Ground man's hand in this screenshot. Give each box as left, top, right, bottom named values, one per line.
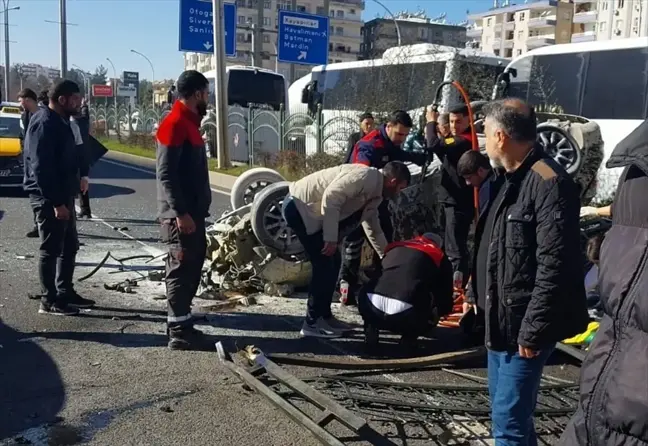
left=54, top=205, right=70, bottom=220
left=80, top=177, right=89, bottom=194
left=426, top=106, right=439, bottom=123
left=176, top=214, right=196, bottom=234
left=321, top=242, right=338, bottom=256
left=580, top=206, right=598, bottom=218
left=518, top=345, right=540, bottom=359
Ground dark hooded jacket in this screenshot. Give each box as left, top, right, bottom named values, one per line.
left=560, top=119, right=648, bottom=446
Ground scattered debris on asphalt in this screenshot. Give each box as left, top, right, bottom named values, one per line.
left=104, top=279, right=138, bottom=294
left=15, top=254, right=34, bottom=260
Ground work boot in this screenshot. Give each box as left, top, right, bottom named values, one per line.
left=26, top=227, right=39, bottom=238
left=168, top=326, right=213, bottom=351
left=64, top=291, right=96, bottom=309
left=363, top=322, right=379, bottom=353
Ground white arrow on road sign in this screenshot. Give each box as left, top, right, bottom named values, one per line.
left=204, top=42, right=213, bottom=50
left=297, top=51, right=307, bottom=60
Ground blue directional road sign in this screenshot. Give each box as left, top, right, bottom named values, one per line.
left=179, top=0, right=236, bottom=56
left=278, top=10, right=329, bottom=66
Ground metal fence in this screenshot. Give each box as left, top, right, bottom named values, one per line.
left=89, top=103, right=360, bottom=164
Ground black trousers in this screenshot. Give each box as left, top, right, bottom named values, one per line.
left=283, top=197, right=362, bottom=324
left=358, top=290, right=432, bottom=338
left=338, top=200, right=393, bottom=298
left=30, top=197, right=79, bottom=304
left=442, top=205, right=472, bottom=285
left=162, top=217, right=206, bottom=330
left=78, top=191, right=91, bottom=214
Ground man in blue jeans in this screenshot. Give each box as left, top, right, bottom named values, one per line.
left=471, top=99, right=588, bottom=444
left=283, top=161, right=411, bottom=338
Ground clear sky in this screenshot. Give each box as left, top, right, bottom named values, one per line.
left=6, top=0, right=491, bottom=80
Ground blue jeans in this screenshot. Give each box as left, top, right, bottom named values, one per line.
left=487, top=346, right=554, bottom=446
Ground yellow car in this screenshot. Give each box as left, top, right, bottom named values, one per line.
left=0, top=110, right=24, bottom=188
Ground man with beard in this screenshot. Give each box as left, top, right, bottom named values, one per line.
left=75, top=98, right=92, bottom=218
left=156, top=70, right=212, bottom=350
left=18, top=88, right=41, bottom=238
left=23, top=79, right=94, bottom=315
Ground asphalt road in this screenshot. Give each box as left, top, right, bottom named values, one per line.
left=0, top=156, right=582, bottom=446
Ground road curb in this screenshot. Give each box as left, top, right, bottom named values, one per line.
left=103, top=150, right=235, bottom=193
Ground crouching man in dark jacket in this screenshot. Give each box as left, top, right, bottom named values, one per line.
left=156, top=70, right=212, bottom=350
left=559, top=119, right=648, bottom=446
left=474, top=99, right=588, bottom=445
left=23, top=80, right=94, bottom=315
left=359, top=233, right=454, bottom=354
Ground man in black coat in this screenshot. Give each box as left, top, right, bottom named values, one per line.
left=17, top=88, right=41, bottom=238
left=23, top=79, right=95, bottom=315
left=472, top=99, right=588, bottom=444
left=76, top=98, right=92, bottom=218
left=559, top=118, right=648, bottom=446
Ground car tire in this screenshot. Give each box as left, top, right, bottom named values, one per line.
left=536, top=123, right=583, bottom=176
left=230, top=167, right=285, bottom=210
left=250, top=182, right=304, bottom=256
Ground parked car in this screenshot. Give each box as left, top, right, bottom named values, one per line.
left=0, top=107, right=25, bottom=189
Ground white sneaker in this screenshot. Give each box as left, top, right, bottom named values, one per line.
left=300, top=318, right=342, bottom=338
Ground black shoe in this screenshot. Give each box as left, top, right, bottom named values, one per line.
left=39, top=302, right=80, bottom=316
left=26, top=227, right=39, bottom=238
left=168, top=327, right=213, bottom=351
left=28, top=293, right=43, bottom=300
left=64, top=292, right=96, bottom=308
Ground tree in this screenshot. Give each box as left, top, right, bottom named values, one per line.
left=138, top=79, right=153, bottom=106
left=67, top=68, right=88, bottom=97
left=36, top=75, right=51, bottom=94
left=91, top=64, right=108, bottom=86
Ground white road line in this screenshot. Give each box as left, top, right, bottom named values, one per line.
left=98, top=157, right=232, bottom=196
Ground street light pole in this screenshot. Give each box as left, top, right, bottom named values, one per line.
left=1, top=1, right=19, bottom=101
left=130, top=49, right=155, bottom=110
left=105, top=57, right=117, bottom=111
left=71, top=64, right=88, bottom=101
left=59, top=0, right=67, bottom=77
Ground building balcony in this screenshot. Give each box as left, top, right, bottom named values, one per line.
left=492, top=38, right=515, bottom=49
left=494, top=21, right=516, bottom=31
left=527, top=33, right=556, bottom=48
left=528, top=15, right=557, bottom=28
left=573, top=10, right=597, bottom=24
left=331, top=15, right=363, bottom=24
left=571, top=30, right=596, bottom=42
left=331, top=0, right=365, bottom=7
left=572, top=0, right=596, bottom=4
left=466, top=26, right=483, bottom=37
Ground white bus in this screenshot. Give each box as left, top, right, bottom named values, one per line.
left=202, top=65, right=290, bottom=162
left=493, top=37, right=648, bottom=198
left=289, top=44, right=508, bottom=155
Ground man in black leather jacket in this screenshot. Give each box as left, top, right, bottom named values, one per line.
left=471, top=99, right=588, bottom=445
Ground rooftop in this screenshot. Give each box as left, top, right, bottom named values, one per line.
left=467, top=0, right=566, bottom=20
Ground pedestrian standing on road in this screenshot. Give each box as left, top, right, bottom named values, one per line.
left=471, top=98, right=588, bottom=445
left=18, top=88, right=41, bottom=239
left=23, top=79, right=95, bottom=316
left=75, top=98, right=92, bottom=218
left=559, top=118, right=648, bottom=446
left=156, top=70, right=212, bottom=351
left=343, top=112, right=374, bottom=163
left=283, top=161, right=411, bottom=338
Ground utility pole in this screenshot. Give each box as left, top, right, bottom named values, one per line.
left=106, top=57, right=117, bottom=111
left=249, top=22, right=256, bottom=66
left=288, top=0, right=297, bottom=83
left=59, top=0, right=67, bottom=77
left=2, top=1, right=19, bottom=102
left=212, top=0, right=229, bottom=168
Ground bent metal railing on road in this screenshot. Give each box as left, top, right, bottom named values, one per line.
left=89, top=104, right=360, bottom=164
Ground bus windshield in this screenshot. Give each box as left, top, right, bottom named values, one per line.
left=209, top=69, right=287, bottom=111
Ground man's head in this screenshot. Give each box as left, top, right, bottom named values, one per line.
left=437, top=113, right=450, bottom=137
left=449, top=104, right=469, bottom=136
left=176, top=70, right=209, bottom=117
left=381, top=161, right=411, bottom=199
left=385, top=110, right=413, bottom=146
left=38, top=90, right=49, bottom=106
left=17, top=88, right=38, bottom=113
left=483, top=98, right=537, bottom=170
left=586, top=234, right=604, bottom=266
left=48, top=79, right=82, bottom=118
left=359, top=112, right=374, bottom=135
left=457, top=150, right=491, bottom=187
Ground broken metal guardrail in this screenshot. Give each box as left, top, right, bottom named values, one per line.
left=261, top=346, right=486, bottom=371
left=556, top=342, right=586, bottom=363
left=216, top=342, right=397, bottom=446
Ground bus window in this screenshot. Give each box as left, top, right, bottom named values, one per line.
left=528, top=52, right=587, bottom=114
left=581, top=47, right=648, bottom=120
left=228, top=70, right=286, bottom=111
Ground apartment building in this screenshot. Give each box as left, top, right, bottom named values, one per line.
left=360, top=13, right=467, bottom=60
left=19, top=63, right=61, bottom=81
left=467, top=0, right=574, bottom=58
left=183, top=0, right=364, bottom=82
left=578, top=0, right=648, bottom=42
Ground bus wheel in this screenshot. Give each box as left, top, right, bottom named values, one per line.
left=536, top=124, right=582, bottom=176
left=230, top=167, right=286, bottom=210
left=250, top=182, right=304, bottom=257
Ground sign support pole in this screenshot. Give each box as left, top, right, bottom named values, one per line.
left=212, top=0, right=230, bottom=168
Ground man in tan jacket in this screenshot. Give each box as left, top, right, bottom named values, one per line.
left=283, top=161, right=411, bottom=338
